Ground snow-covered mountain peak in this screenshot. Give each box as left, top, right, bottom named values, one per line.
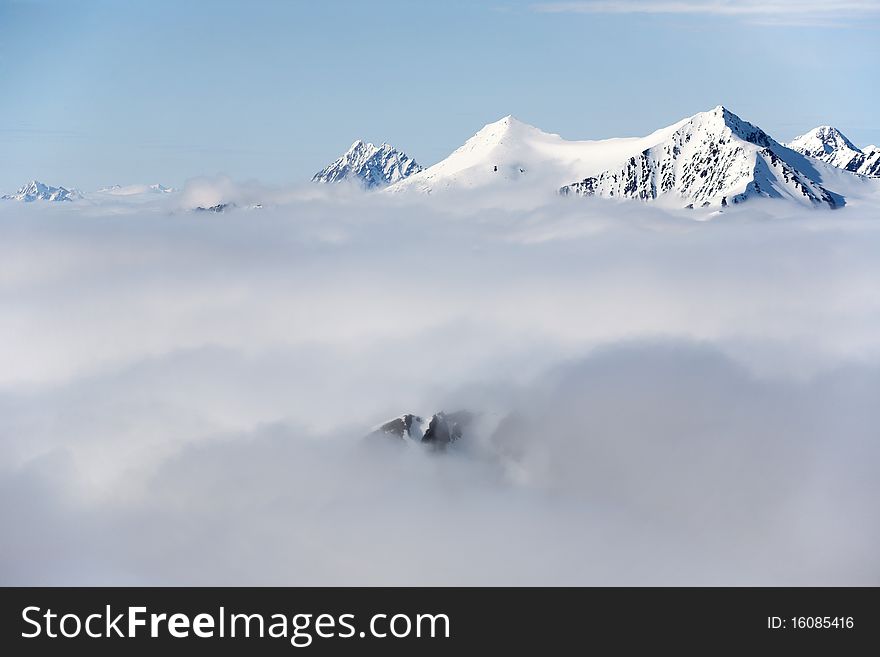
left=561, top=106, right=845, bottom=209
left=18, top=180, right=50, bottom=196
left=464, top=114, right=552, bottom=147
left=386, top=115, right=603, bottom=194
left=788, top=126, right=861, bottom=157
left=473, top=114, right=519, bottom=130
left=481, top=114, right=529, bottom=129
left=785, top=126, right=879, bottom=177
left=312, top=139, right=422, bottom=189
left=678, top=105, right=774, bottom=149
left=345, top=139, right=373, bottom=156
left=2, top=180, right=82, bottom=202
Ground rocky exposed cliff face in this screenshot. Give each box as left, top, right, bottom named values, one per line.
left=561, top=107, right=842, bottom=209
left=370, top=411, right=474, bottom=450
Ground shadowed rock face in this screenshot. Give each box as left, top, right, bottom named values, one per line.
left=375, top=414, right=422, bottom=439
left=560, top=106, right=843, bottom=209
left=313, top=140, right=422, bottom=189
left=369, top=410, right=474, bottom=450
left=422, top=410, right=474, bottom=449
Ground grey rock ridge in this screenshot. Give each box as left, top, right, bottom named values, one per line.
left=370, top=411, right=474, bottom=450
left=313, top=140, right=422, bottom=189
left=560, top=106, right=843, bottom=209
left=2, top=180, right=82, bottom=202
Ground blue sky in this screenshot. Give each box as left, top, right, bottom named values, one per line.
left=1, top=0, right=878, bottom=191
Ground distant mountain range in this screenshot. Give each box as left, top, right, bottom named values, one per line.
left=316, top=106, right=879, bottom=210
left=1, top=180, right=173, bottom=203
left=2, top=180, right=83, bottom=202
left=96, top=183, right=174, bottom=195
left=6, top=108, right=878, bottom=212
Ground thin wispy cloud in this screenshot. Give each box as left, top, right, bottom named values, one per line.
left=532, top=1, right=880, bottom=26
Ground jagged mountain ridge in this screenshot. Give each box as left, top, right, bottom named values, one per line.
left=786, top=126, right=880, bottom=178
left=370, top=411, right=474, bottom=449
left=2, top=180, right=82, bottom=202
left=313, top=140, right=422, bottom=189
left=561, top=107, right=843, bottom=209
left=384, top=107, right=873, bottom=210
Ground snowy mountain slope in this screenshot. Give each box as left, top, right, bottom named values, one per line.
left=313, top=140, right=422, bottom=189
left=2, top=180, right=82, bottom=202
left=787, top=126, right=880, bottom=177
left=385, top=108, right=877, bottom=209
left=561, top=107, right=846, bottom=209
left=386, top=115, right=686, bottom=195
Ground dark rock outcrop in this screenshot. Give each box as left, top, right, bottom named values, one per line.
left=368, top=410, right=474, bottom=450
left=375, top=414, right=424, bottom=440
left=421, top=410, right=474, bottom=449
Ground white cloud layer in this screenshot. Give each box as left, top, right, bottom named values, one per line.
left=1, top=185, right=879, bottom=584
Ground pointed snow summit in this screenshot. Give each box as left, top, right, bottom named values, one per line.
left=562, top=106, right=844, bottom=209
left=312, top=140, right=422, bottom=189
left=387, top=114, right=614, bottom=193
left=2, top=180, right=82, bottom=202
left=441, top=114, right=556, bottom=157
left=787, top=126, right=880, bottom=178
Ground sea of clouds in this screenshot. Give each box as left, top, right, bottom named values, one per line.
left=1, top=181, right=878, bottom=585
